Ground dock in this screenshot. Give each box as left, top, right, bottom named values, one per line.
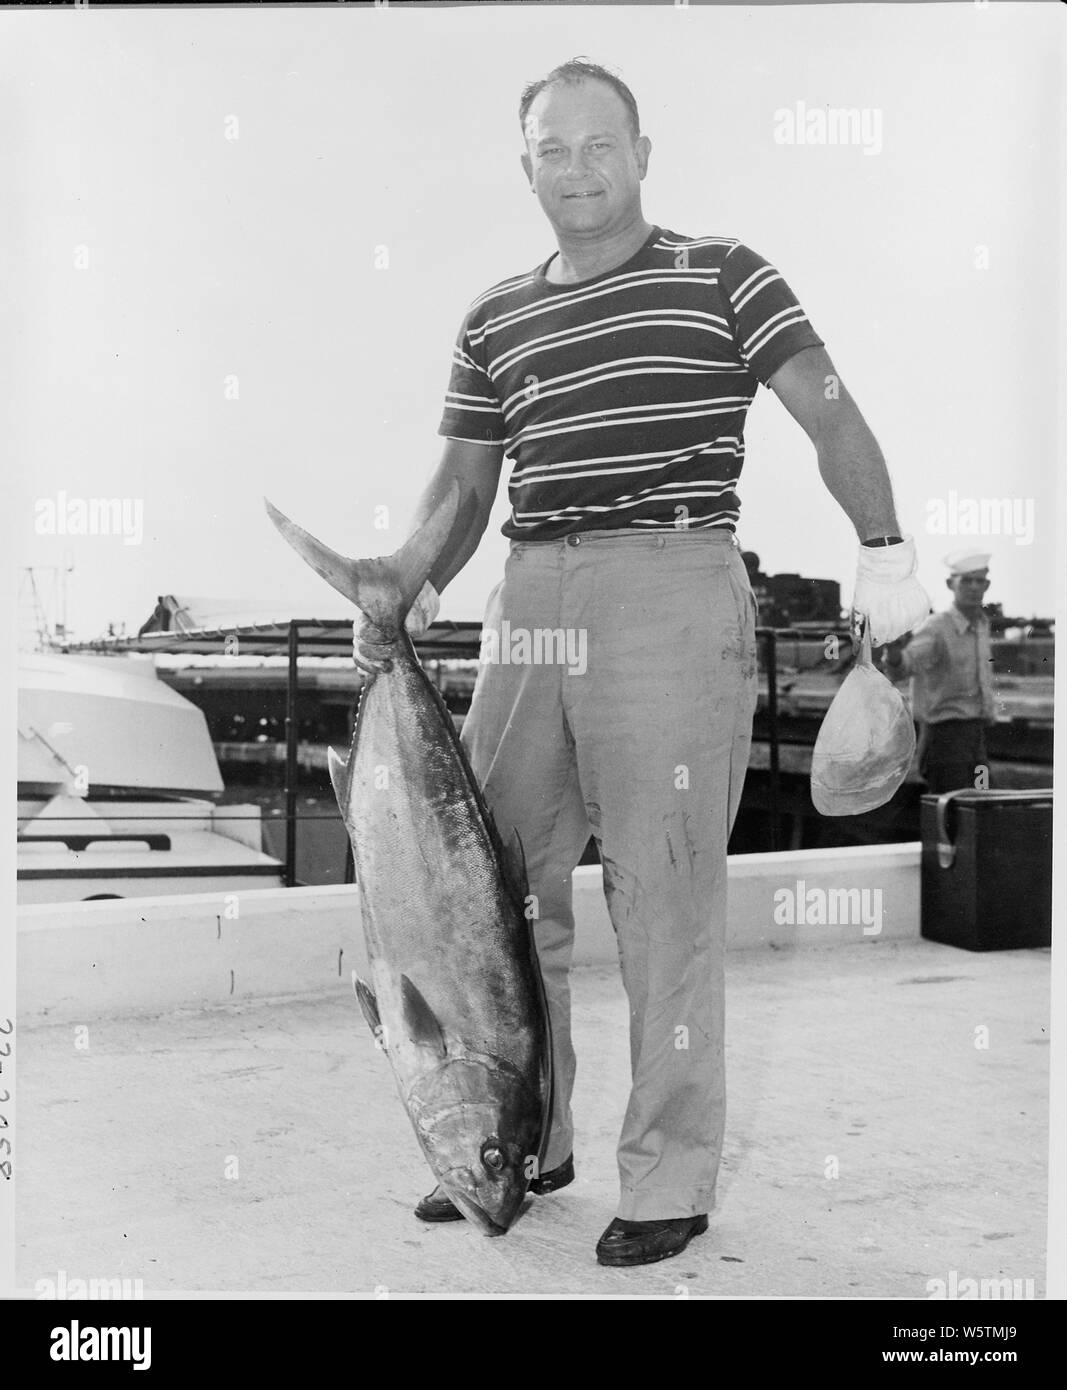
left=16, top=858, right=1049, bottom=1298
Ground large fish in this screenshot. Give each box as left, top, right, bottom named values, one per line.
left=264, top=484, right=551, bottom=1235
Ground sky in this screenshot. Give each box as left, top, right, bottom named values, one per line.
left=6, top=1, right=1062, bottom=640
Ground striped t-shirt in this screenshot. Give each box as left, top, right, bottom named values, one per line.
left=437, top=226, right=824, bottom=540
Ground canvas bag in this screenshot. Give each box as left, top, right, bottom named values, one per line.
left=810, top=624, right=916, bottom=816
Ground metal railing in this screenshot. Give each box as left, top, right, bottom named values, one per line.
left=22, top=623, right=855, bottom=887
left=264, top=623, right=834, bottom=880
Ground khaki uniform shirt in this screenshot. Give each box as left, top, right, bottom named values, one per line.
left=896, top=606, right=996, bottom=724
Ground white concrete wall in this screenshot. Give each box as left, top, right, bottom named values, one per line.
left=18, top=845, right=920, bottom=1023
left=726, top=843, right=921, bottom=949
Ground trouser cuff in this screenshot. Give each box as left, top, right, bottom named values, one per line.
left=617, top=1184, right=717, bottom=1222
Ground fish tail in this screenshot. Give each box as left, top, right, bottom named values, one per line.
left=263, top=480, right=461, bottom=634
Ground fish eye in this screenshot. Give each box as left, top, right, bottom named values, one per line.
left=481, top=1144, right=505, bottom=1173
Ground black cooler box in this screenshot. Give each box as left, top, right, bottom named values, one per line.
left=920, top=788, right=1054, bottom=950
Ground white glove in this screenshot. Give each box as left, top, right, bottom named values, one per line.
left=850, top=536, right=931, bottom=647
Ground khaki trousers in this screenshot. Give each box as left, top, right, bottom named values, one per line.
left=461, top=527, right=758, bottom=1220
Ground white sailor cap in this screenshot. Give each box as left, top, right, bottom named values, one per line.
left=943, top=549, right=991, bottom=576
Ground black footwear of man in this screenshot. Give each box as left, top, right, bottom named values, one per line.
left=595, top=1214, right=709, bottom=1267
left=414, top=1154, right=575, bottom=1222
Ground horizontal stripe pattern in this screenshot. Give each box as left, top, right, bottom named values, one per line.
left=438, top=227, right=823, bottom=539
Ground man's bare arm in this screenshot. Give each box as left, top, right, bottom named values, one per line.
left=767, top=345, right=900, bottom=541
left=407, top=437, right=505, bottom=593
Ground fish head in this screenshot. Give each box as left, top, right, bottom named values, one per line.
left=409, top=1055, right=545, bottom=1235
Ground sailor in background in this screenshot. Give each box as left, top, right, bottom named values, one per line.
left=882, top=550, right=996, bottom=794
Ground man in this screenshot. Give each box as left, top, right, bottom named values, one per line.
left=882, top=551, right=997, bottom=793
left=354, top=58, right=929, bottom=1265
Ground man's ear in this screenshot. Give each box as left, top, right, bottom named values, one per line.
left=520, top=151, right=533, bottom=187
left=635, top=134, right=652, bottom=180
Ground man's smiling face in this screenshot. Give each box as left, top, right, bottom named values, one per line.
left=521, top=78, right=651, bottom=238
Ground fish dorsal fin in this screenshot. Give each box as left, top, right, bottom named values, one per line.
left=400, top=975, right=447, bottom=1058
left=353, top=974, right=382, bottom=1035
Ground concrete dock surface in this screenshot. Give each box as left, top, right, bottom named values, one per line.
left=16, top=939, right=1049, bottom=1298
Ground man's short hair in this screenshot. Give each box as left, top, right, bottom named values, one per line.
left=519, top=57, right=641, bottom=141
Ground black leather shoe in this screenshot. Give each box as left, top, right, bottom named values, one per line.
left=530, top=1153, right=574, bottom=1195
left=595, top=1214, right=709, bottom=1267
left=413, top=1187, right=467, bottom=1222
left=414, top=1155, right=575, bottom=1222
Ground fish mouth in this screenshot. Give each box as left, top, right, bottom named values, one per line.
left=448, top=1190, right=511, bottom=1237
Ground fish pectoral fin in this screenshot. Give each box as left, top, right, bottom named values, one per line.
left=399, top=975, right=448, bottom=1058
left=328, top=746, right=350, bottom=805
left=353, top=975, right=382, bottom=1038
